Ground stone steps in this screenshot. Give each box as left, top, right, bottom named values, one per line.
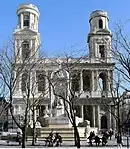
left=40, top=127, right=74, bottom=131
left=36, top=126, right=86, bottom=141
left=27, top=136, right=87, bottom=141
left=41, top=133, right=74, bottom=138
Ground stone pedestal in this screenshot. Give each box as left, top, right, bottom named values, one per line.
left=48, top=115, right=83, bottom=128
left=49, top=115, right=72, bottom=128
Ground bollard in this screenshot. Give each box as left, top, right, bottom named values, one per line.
left=127, top=136, right=129, bottom=149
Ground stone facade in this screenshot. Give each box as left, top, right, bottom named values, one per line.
left=11, top=4, right=115, bottom=130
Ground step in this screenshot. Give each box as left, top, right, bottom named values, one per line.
left=27, top=136, right=87, bottom=141
left=40, top=133, right=74, bottom=137
left=40, top=127, right=74, bottom=131
left=40, top=130, right=74, bottom=134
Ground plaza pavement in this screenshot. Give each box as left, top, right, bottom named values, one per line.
left=0, top=136, right=129, bottom=148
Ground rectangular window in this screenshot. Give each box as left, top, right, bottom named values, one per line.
left=36, top=71, right=45, bottom=92
left=21, top=73, right=28, bottom=92
left=99, top=45, right=105, bottom=58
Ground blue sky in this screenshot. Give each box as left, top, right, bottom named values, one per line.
left=0, top=0, right=130, bottom=57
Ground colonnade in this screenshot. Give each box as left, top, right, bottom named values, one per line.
left=80, top=69, right=113, bottom=92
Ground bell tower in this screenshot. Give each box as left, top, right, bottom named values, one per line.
left=14, top=4, right=40, bottom=62
left=88, top=10, right=112, bottom=63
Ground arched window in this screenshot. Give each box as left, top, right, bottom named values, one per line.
left=83, top=70, right=91, bottom=91
left=21, top=73, right=28, bottom=92
left=36, top=71, right=45, bottom=92
left=22, top=41, right=30, bottom=59
left=101, top=115, right=108, bottom=129
left=99, top=19, right=103, bottom=29
left=24, top=15, right=29, bottom=27
left=99, top=73, right=107, bottom=91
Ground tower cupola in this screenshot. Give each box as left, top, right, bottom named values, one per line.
left=87, top=10, right=113, bottom=62
left=16, top=4, right=40, bottom=31
left=89, top=10, right=109, bottom=33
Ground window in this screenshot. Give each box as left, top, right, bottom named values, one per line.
left=99, top=73, right=107, bottom=91
left=83, top=70, right=91, bottom=91
left=99, top=19, right=103, bottom=29
left=99, top=45, right=105, bottom=58
left=72, top=72, right=80, bottom=92
left=24, top=15, right=29, bottom=27
left=18, top=15, right=21, bottom=28
left=21, top=73, right=28, bottom=92
left=36, top=71, right=45, bottom=92
left=22, top=41, right=30, bottom=59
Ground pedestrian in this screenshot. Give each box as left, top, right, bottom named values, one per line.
left=102, top=134, right=107, bottom=146
left=109, top=129, right=113, bottom=140
left=88, top=135, right=93, bottom=146
left=95, top=135, right=100, bottom=146
left=117, top=135, right=122, bottom=149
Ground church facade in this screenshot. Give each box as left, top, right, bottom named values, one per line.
left=11, top=4, right=115, bottom=130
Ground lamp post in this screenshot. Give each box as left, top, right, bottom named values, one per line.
left=117, top=98, right=122, bottom=146
left=73, top=109, right=77, bottom=146
left=115, top=77, right=122, bottom=147
left=126, top=127, right=130, bottom=149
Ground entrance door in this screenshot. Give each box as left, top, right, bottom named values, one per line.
left=101, top=115, right=107, bottom=129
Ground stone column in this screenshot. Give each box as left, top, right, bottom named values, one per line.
left=80, top=70, right=83, bottom=92
left=109, top=109, right=112, bottom=129
left=19, top=40, right=22, bottom=61
left=30, top=39, right=32, bottom=57
left=97, top=71, right=99, bottom=91
left=94, top=71, right=98, bottom=91
left=21, top=13, right=23, bottom=29
left=91, top=70, right=94, bottom=91
left=107, top=70, right=110, bottom=91
left=95, top=105, right=100, bottom=128
left=80, top=105, right=84, bottom=119
left=34, top=15, right=37, bottom=30
left=92, top=105, right=95, bottom=127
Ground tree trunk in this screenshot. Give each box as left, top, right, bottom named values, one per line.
left=117, top=102, right=122, bottom=144
left=32, top=123, right=36, bottom=145
left=21, top=127, right=26, bottom=148
left=74, top=125, right=80, bottom=148
left=74, top=128, right=77, bottom=146
left=32, top=106, right=36, bottom=146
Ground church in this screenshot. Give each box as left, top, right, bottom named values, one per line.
left=10, top=4, right=115, bottom=132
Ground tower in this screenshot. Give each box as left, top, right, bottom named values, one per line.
left=86, top=10, right=115, bottom=130
left=10, top=4, right=41, bottom=129
left=14, top=4, right=40, bottom=62
left=88, top=10, right=112, bottom=63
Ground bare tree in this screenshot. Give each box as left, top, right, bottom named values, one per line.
left=112, top=23, right=130, bottom=137
left=46, top=53, right=87, bottom=149
left=99, top=71, right=130, bottom=147
left=0, top=40, right=46, bottom=148
left=112, top=23, right=130, bottom=88
left=30, top=70, right=49, bottom=146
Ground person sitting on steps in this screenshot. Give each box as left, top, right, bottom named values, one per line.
left=53, top=132, right=62, bottom=146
